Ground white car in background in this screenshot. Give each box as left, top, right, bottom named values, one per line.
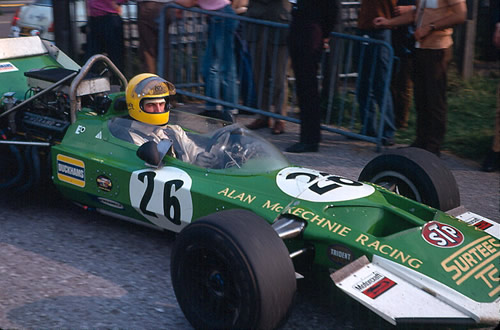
left=10, top=0, right=137, bottom=55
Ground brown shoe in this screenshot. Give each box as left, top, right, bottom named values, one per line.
left=247, top=118, right=270, bottom=130
left=272, top=120, right=285, bottom=135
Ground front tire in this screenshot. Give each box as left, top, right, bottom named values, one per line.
left=358, top=147, right=460, bottom=211
left=171, top=209, right=296, bottom=330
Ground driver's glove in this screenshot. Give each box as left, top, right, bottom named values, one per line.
left=195, top=151, right=217, bottom=168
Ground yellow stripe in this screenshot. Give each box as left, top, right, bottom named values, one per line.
left=57, top=154, right=84, bottom=167
left=57, top=173, right=85, bottom=188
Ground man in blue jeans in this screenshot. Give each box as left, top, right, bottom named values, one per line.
left=356, top=0, right=397, bottom=146
left=199, top=0, right=240, bottom=121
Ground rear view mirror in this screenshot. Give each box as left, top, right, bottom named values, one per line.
left=136, top=139, right=173, bottom=168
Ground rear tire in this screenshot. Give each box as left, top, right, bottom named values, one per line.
left=358, top=147, right=460, bottom=211
left=171, top=209, right=296, bottom=330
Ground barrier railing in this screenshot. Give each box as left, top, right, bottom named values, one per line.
left=157, top=3, right=394, bottom=150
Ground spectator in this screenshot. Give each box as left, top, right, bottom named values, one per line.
left=136, top=0, right=196, bottom=76
left=285, top=0, right=339, bottom=153
left=245, top=0, right=291, bottom=135
left=198, top=0, right=242, bottom=121
left=481, top=19, right=500, bottom=172
left=356, top=0, right=396, bottom=146
left=391, top=0, right=416, bottom=130
left=86, top=0, right=126, bottom=71
left=374, top=0, right=467, bottom=156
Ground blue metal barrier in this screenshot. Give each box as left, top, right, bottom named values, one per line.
left=157, top=3, right=394, bottom=151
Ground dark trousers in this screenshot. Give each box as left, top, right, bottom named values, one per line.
left=87, top=14, right=124, bottom=72
left=288, top=0, right=337, bottom=144
left=413, top=47, right=452, bottom=154
left=391, top=55, right=413, bottom=129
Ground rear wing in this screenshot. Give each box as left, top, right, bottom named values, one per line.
left=0, top=36, right=80, bottom=70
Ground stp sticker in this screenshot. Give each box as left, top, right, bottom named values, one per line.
left=422, top=221, right=464, bottom=248
left=276, top=167, right=374, bottom=202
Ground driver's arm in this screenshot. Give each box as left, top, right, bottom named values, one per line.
left=167, top=125, right=216, bottom=167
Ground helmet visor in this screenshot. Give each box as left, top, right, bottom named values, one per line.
left=134, top=76, right=176, bottom=98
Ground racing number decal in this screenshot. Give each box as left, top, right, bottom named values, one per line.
left=130, top=167, right=193, bottom=231
left=276, top=167, right=375, bottom=202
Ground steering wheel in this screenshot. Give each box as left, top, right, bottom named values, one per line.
left=205, top=126, right=245, bottom=168
left=205, top=125, right=244, bottom=153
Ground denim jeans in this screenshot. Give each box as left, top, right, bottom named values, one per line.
left=356, top=29, right=395, bottom=139
left=202, top=5, right=239, bottom=111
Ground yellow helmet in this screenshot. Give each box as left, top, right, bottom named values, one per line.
left=126, top=73, right=176, bottom=125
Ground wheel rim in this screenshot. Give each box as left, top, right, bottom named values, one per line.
left=180, top=244, right=242, bottom=327
left=370, top=170, right=422, bottom=202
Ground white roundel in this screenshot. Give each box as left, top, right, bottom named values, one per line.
left=130, top=167, right=193, bottom=232
left=276, top=167, right=375, bottom=202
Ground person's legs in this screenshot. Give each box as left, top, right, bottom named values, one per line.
left=220, top=5, right=239, bottom=112
left=481, top=84, right=500, bottom=171
left=138, top=2, right=165, bottom=74
left=413, top=48, right=450, bottom=155
left=391, top=55, right=413, bottom=129
left=356, top=32, right=377, bottom=137
left=373, top=29, right=395, bottom=140
left=103, top=14, right=124, bottom=71
left=202, top=15, right=223, bottom=111
left=288, top=13, right=323, bottom=146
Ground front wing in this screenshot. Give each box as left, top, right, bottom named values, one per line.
left=331, top=255, right=500, bottom=326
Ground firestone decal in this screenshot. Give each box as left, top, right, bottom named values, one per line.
left=276, top=167, right=374, bottom=202
left=130, top=167, right=193, bottom=232
left=422, top=221, right=464, bottom=248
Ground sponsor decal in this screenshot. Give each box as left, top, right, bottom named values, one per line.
left=217, top=188, right=256, bottom=204
left=327, top=244, right=353, bottom=266
left=471, top=220, right=493, bottom=231
left=130, top=167, right=193, bottom=232
left=422, top=221, right=464, bottom=248
left=0, top=62, right=18, bottom=73
left=362, top=277, right=397, bottom=299
left=276, top=167, right=374, bottom=202
left=441, top=236, right=500, bottom=297
left=96, top=175, right=112, bottom=192
left=353, top=271, right=397, bottom=299
left=355, top=234, right=423, bottom=269
left=95, top=131, right=102, bottom=139
left=75, top=125, right=86, bottom=134
left=97, top=197, right=124, bottom=210
left=57, top=154, right=85, bottom=187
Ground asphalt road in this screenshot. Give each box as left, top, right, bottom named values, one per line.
left=0, top=109, right=498, bottom=329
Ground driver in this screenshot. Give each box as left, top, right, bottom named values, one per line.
left=126, top=73, right=216, bottom=167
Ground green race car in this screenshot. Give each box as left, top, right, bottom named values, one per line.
left=1, top=37, right=498, bottom=329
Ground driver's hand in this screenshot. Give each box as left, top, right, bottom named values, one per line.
left=195, top=151, right=217, bottom=168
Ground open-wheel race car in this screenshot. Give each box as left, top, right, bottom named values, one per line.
left=0, top=37, right=499, bottom=329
